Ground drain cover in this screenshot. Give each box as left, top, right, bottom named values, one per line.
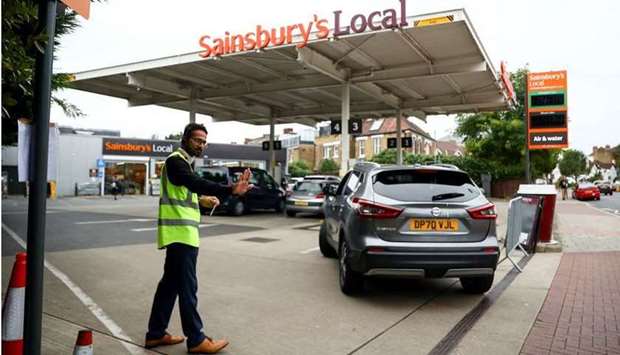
left=242, top=237, right=279, bottom=243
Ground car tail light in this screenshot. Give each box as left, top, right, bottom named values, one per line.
left=483, top=247, right=499, bottom=255
left=467, top=203, right=497, bottom=220
left=351, top=197, right=403, bottom=219
left=315, top=192, right=325, bottom=199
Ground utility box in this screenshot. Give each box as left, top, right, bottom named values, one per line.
left=517, top=184, right=557, bottom=243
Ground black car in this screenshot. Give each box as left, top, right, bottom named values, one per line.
left=594, top=180, right=614, bottom=195
left=195, top=166, right=285, bottom=215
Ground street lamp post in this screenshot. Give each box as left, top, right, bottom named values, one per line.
left=24, top=1, right=57, bottom=354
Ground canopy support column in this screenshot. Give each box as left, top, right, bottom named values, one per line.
left=340, top=81, right=351, bottom=177
left=396, top=108, right=403, bottom=165
left=269, top=116, right=275, bottom=177
left=189, top=98, right=196, bottom=123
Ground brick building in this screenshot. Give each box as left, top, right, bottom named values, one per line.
left=314, top=117, right=436, bottom=171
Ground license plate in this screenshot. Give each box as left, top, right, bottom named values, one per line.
left=409, top=219, right=459, bottom=232
left=294, top=201, right=308, bottom=206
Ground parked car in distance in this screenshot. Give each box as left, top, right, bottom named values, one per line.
left=321, top=162, right=499, bottom=295
left=281, top=175, right=303, bottom=192
left=573, top=182, right=601, bottom=200
left=303, top=175, right=341, bottom=182
left=593, top=180, right=614, bottom=195
left=195, top=166, right=284, bottom=216
left=285, top=180, right=339, bottom=217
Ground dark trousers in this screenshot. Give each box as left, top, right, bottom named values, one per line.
left=146, top=243, right=206, bottom=348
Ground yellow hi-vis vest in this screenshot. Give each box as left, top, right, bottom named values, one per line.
left=157, top=150, right=200, bottom=249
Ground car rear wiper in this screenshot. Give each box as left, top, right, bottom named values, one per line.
left=431, top=192, right=465, bottom=201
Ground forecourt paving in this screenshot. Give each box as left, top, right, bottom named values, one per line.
left=2, top=196, right=557, bottom=354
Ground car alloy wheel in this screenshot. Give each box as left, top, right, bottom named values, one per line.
left=233, top=200, right=245, bottom=216
left=339, top=240, right=349, bottom=288
left=275, top=199, right=285, bottom=212
left=338, top=239, right=363, bottom=294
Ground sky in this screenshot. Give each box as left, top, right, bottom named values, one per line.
left=51, top=0, right=620, bottom=153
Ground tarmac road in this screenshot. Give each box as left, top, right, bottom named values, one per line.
left=585, top=191, right=620, bottom=216
left=1, top=196, right=557, bottom=355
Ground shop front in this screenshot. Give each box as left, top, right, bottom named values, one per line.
left=101, top=138, right=287, bottom=196
left=102, top=138, right=178, bottom=196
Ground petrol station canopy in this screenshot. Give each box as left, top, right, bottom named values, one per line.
left=69, top=9, right=514, bottom=126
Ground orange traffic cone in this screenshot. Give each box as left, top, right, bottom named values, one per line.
left=2, top=252, right=27, bottom=355
left=73, top=330, right=93, bottom=355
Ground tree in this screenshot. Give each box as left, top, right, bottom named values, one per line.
left=531, top=150, right=561, bottom=182
left=318, top=159, right=339, bottom=175
left=288, top=160, right=311, bottom=177
left=1, top=1, right=97, bottom=145
left=455, top=68, right=559, bottom=180
left=165, top=132, right=183, bottom=140
left=612, top=144, right=620, bottom=165
left=370, top=149, right=396, bottom=164
left=558, top=149, right=587, bottom=179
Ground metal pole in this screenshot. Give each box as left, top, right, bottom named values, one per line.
left=269, top=117, right=275, bottom=177
left=525, top=75, right=531, bottom=183
left=25, top=1, right=57, bottom=354
left=396, top=109, right=402, bottom=165
left=340, top=82, right=350, bottom=177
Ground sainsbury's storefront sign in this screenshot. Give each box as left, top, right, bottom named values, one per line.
left=102, top=138, right=180, bottom=157
left=198, top=0, right=408, bottom=58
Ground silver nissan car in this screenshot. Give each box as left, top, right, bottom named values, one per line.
left=320, top=162, right=499, bottom=295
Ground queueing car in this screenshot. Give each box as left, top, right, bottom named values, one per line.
left=195, top=166, right=285, bottom=215
left=320, top=162, right=499, bottom=295
left=594, top=180, right=614, bottom=196
left=572, top=182, right=601, bottom=201
left=303, top=175, right=341, bottom=182
left=285, top=179, right=340, bottom=217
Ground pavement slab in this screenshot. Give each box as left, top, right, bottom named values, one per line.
left=520, top=252, right=620, bottom=355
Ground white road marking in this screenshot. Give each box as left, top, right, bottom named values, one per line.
left=300, top=246, right=320, bottom=254
left=2, top=223, right=147, bottom=355
left=601, top=207, right=620, bottom=215
left=582, top=202, right=620, bottom=218
left=75, top=218, right=154, bottom=225
left=131, top=223, right=217, bottom=232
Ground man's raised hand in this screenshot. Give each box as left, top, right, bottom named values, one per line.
left=232, top=168, right=253, bottom=196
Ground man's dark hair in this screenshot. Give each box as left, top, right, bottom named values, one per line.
left=181, top=123, right=208, bottom=145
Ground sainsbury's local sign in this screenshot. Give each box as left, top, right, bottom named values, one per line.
left=102, top=138, right=180, bottom=157
left=198, top=0, right=409, bottom=58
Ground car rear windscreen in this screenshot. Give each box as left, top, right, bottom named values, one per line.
left=373, top=169, right=480, bottom=202
left=294, top=182, right=323, bottom=193
left=198, top=168, right=228, bottom=184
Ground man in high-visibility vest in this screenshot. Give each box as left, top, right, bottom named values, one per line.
left=145, top=123, right=252, bottom=354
